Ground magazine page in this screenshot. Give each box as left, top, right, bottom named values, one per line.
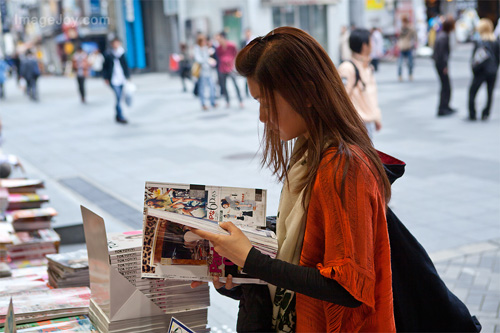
left=2, top=315, right=97, bottom=333
left=141, top=210, right=271, bottom=284
left=0, top=287, right=91, bottom=325
left=144, top=182, right=266, bottom=227
left=46, top=249, right=88, bottom=270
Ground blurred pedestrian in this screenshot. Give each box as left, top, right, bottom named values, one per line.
left=340, top=26, right=351, bottom=63
left=433, top=16, right=456, bottom=117
left=397, top=16, right=417, bottom=81
left=468, top=18, right=499, bottom=121
left=241, top=28, right=254, bottom=97
left=0, top=56, right=10, bottom=99
left=338, top=28, right=382, bottom=139
left=178, top=43, right=192, bottom=92
left=216, top=32, right=243, bottom=109
left=72, top=46, right=89, bottom=103
left=370, top=27, right=384, bottom=71
left=88, top=49, right=104, bottom=77
left=194, top=34, right=217, bottom=111
left=20, top=50, right=41, bottom=101
left=102, top=37, right=130, bottom=124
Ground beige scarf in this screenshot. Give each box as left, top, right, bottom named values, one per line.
left=268, top=137, right=310, bottom=332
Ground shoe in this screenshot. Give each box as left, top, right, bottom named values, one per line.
left=437, top=108, right=455, bottom=117
left=239, top=102, right=245, bottom=109
left=398, top=76, right=403, bottom=82
left=446, top=107, right=457, bottom=114
left=409, top=75, right=413, bottom=81
left=481, top=111, right=489, bottom=121
left=202, top=105, right=209, bottom=111
left=464, top=117, right=477, bottom=122
left=116, top=116, right=128, bottom=124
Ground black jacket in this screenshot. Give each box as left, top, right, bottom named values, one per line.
left=219, top=152, right=481, bottom=332
left=102, top=51, right=130, bottom=83
left=433, top=31, right=450, bottom=69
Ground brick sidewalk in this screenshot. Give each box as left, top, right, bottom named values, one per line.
left=432, top=240, right=500, bottom=332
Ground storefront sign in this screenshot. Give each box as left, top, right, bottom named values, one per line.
left=366, top=0, right=385, bottom=10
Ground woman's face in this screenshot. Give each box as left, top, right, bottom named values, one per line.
left=248, top=78, right=308, bottom=141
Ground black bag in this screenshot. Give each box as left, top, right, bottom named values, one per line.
left=381, top=152, right=481, bottom=332
left=471, top=41, right=495, bottom=75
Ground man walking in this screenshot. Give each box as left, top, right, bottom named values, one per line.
left=102, top=38, right=130, bottom=124
left=20, top=50, right=40, bottom=101
left=216, top=32, right=243, bottom=109
left=433, top=16, right=456, bottom=117
left=338, top=28, right=383, bottom=139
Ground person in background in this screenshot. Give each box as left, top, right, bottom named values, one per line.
left=339, top=25, right=352, bottom=63
left=216, top=32, right=244, bottom=109
left=397, top=16, right=417, bottom=81
left=88, top=49, right=105, bottom=77
left=0, top=56, right=10, bottom=99
left=240, top=28, right=254, bottom=97
left=72, top=46, right=89, bottom=103
left=20, top=49, right=41, bottom=101
left=193, top=34, right=217, bottom=111
left=468, top=18, right=499, bottom=121
left=338, top=28, right=382, bottom=139
left=370, top=27, right=384, bottom=71
left=178, top=43, right=192, bottom=92
left=191, top=27, right=395, bottom=332
left=433, top=16, right=456, bottom=117
left=102, top=38, right=130, bottom=124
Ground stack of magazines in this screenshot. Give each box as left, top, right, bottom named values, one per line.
left=3, top=315, right=97, bottom=332
left=0, top=287, right=91, bottom=326
left=6, top=229, right=60, bottom=261
left=6, top=207, right=58, bottom=231
left=7, top=193, right=50, bottom=210
left=46, top=249, right=89, bottom=288
left=141, top=182, right=277, bottom=284
left=81, top=207, right=209, bottom=333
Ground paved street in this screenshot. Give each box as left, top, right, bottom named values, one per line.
left=0, top=41, right=498, bottom=331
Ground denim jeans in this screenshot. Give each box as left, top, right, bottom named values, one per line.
left=398, top=50, right=413, bottom=77
left=198, top=76, right=216, bottom=107
left=111, top=84, right=124, bottom=119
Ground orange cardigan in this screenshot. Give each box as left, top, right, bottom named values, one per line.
left=296, top=148, right=396, bottom=332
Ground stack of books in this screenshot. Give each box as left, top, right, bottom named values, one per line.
left=0, top=179, right=45, bottom=194
left=0, top=287, right=91, bottom=327
left=46, top=249, right=89, bottom=288
left=82, top=207, right=209, bottom=333
left=6, top=207, right=57, bottom=231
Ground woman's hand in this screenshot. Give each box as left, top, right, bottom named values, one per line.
left=189, top=222, right=253, bottom=268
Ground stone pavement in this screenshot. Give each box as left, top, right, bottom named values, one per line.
left=0, top=41, right=498, bottom=331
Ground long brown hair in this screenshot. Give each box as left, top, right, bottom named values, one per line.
left=235, top=27, right=391, bottom=205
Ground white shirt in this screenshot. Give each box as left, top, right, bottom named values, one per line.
left=111, top=47, right=126, bottom=86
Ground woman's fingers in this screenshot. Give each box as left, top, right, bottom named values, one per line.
left=190, top=281, right=206, bottom=289
left=213, top=275, right=240, bottom=290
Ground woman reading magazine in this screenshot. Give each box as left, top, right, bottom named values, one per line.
left=191, top=27, right=395, bottom=332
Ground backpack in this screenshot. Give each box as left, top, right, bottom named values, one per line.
left=346, top=60, right=366, bottom=90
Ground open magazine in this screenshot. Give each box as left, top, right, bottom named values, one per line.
left=141, top=182, right=275, bottom=284
left=142, top=208, right=277, bottom=283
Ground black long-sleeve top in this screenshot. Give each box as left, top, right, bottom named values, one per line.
left=217, top=247, right=361, bottom=308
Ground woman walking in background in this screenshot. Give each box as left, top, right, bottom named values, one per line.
left=194, top=35, right=217, bottom=111
left=468, top=18, right=499, bottom=121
